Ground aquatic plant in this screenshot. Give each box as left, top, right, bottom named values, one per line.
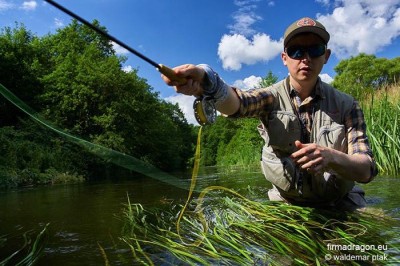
left=117, top=189, right=398, bottom=266
left=0, top=224, right=49, bottom=266
left=114, top=117, right=400, bottom=265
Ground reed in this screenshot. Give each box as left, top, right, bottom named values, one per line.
left=118, top=189, right=398, bottom=266
left=363, top=84, right=400, bottom=176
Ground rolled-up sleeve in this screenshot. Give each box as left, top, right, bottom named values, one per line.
left=230, top=87, right=275, bottom=117
left=345, top=101, right=378, bottom=182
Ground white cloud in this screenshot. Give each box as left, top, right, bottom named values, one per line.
left=218, top=0, right=282, bottom=70
left=233, top=75, right=262, bottom=90
left=112, top=42, right=129, bottom=55
left=0, top=0, right=14, bottom=11
left=218, top=33, right=282, bottom=70
left=165, top=94, right=197, bottom=125
left=122, top=65, right=133, bottom=73
left=317, top=0, right=400, bottom=58
left=315, top=0, right=330, bottom=6
left=21, top=1, right=37, bottom=11
left=319, top=73, right=334, bottom=83
left=229, top=12, right=261, bottom=36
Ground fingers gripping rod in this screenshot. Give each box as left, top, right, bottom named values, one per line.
left=44, top=0, right=185, bottom=84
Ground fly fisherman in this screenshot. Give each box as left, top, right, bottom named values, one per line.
left=161, top=17, right=377, bottom=211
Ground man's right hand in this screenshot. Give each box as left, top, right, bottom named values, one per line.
left=161, top=64, right=205, bottom=97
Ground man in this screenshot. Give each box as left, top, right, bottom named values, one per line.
left=161, top=17, right=377, bottom=211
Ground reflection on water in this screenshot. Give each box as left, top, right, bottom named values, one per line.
left=0, top=168, right=399, bottom=265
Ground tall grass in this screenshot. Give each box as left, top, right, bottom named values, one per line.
left=363, top=84, right=400, bottom=176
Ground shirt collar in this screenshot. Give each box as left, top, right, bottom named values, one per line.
left=289, top=78, right=323, bottom=101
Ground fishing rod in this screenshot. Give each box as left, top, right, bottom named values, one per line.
left=44, top=0, right=216, bottom=125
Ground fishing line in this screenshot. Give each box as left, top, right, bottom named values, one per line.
left=0, top=83, right=195, bottom=191
left=0, top=82, right=215, bottom=246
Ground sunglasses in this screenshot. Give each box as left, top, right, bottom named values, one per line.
left=285, top=44, right=326, bottom=59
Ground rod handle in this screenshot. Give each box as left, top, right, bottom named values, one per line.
left=158, top=64, right=187, bottom=85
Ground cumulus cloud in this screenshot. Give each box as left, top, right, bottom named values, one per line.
left=165, top=94, right=197, bottom=125
left=232, top=75, right=262, bottom=90
left=317, top=0, right=400, bottom=58
left=218, top=0, right=282, bottom=70
left=218, top=34, right=282, bottom=70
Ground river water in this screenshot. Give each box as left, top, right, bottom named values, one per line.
left=0, top=167, right=399, bottom=265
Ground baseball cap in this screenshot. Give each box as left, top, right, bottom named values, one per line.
left=283, top=17, right=330, bottom=47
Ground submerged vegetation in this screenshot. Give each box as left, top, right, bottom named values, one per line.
left=115, top=189, right=399, bottom=265
left=0, top=224, right=48, bottom=265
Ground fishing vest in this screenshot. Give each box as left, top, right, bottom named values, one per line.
left=258, top=78, right=355, bottom=205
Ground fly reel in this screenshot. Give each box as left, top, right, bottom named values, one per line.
left=193, top=97, right=217, bottom=125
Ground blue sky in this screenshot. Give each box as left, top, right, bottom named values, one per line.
left=1, top=0, right=400, bottom=124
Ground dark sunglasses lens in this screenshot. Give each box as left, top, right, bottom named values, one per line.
left=308, top=45, right=326, bottom=57
left=287, top=45, right=326, bottom=59
left=287, top=46, right=304, bottom=59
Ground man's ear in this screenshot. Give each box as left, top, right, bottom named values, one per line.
left=324, top=49, right=331, bottom=64
left=281, top=52, right=288, bottom=66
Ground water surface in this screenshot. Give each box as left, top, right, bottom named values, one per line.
left=0, top=168, right=398, bottom=265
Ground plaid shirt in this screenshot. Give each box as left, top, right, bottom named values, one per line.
left=232, top=79, right=376, bottom=170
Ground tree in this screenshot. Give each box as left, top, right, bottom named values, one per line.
left=260, top=70, right=279, bottom=87
left=0, top=20, right=197, bottom=188
left=332, top=53, right=400, bottom=100
left=35, top=20, right=195, bottom=169
left=0, top=24, right=45, bottom=126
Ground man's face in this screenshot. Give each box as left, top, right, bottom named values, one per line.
left=281, top=33, right=331, bottom=85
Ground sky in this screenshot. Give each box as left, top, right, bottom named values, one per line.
left=1, top=0, right=400, bottom=124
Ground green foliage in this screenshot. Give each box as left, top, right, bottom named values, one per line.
left=0, top=125, right=86, bottom=189
left=0, top=21, right=196, bottom=188
left=216, top=118, right=262, bottom=166
left=0, top=23, right=45, bottom=125
left=201, top=117, right=262, bottom=167
left=200, top=71, right=277, bottom=167
left=201, top=116, right=239, bottom=166
left=260, top=70, right=279, bottom=87
left=332, top=53, right=400, bottom=100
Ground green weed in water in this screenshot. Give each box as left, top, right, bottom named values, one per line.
left=116, top=188, right=399, bottom=266
left=0, top=223, right=49, bottom=266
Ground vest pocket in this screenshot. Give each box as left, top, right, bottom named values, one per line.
left=260, top=147, right=295, bottom=192
left=267, top=111, right=300, bottom=153
left=316, top=124, right=347, bottom=151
